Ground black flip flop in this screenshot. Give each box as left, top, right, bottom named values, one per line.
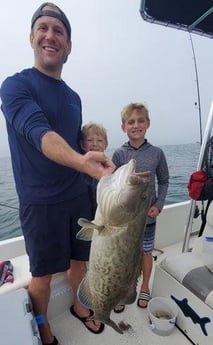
left=70, top=305, right=105, bottom=334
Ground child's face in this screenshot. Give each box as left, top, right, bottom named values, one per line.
left=122, top=110, right=150, bottom=143
left=82, top=130, right=107, bottom=152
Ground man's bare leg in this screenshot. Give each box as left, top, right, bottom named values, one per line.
left=28, top=275, right=54, bottom=344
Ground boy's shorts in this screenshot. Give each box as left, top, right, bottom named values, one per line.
left=19, top=194, right=93, bottom=277
left=143, top=222, right=156, bottom=254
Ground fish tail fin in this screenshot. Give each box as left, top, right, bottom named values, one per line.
left=200, top=316, right=211, bottom=336
left=103, top=318, right=131, bottom=334
left=104, top=319, right=124, bottom=334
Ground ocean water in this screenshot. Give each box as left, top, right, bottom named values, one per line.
left=0, top=143, right=200, bottom=241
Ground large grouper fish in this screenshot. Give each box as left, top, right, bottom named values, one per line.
left=76, top=159, right=151, bottom=334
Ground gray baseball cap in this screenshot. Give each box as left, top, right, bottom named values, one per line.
left=31, top=2, right=71, bottom=39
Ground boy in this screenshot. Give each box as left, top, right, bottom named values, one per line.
left=112, top=103, right=169, bottom=309
left=81, top=122, right=108, bottom=217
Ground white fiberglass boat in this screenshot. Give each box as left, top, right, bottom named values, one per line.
left=1, top=199, right=206, bottom=345
left=0, top=1, right=213, bottom=344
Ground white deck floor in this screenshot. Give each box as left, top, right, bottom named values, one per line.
left=50, top=303, right=191, bottom=345
left=49, top=241, right=194, bottom=345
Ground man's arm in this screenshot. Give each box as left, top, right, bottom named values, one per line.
left=41, top=131, right=115, bottom=179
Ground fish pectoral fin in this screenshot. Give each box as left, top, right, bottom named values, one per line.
left=77, top=218, right=105, bottom=240
left=76, top=226, right=94, bottom=241
left=77, top=275, right=93, bottom=310
left=78, top=217, right=94, bottom=228
left=78, top=217, right=104, bottom=230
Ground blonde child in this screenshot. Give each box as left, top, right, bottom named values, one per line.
left=112, top=103, right=169, bottom=310
left=81, top=122, right=108, bottom=153
left=81, top=122, right=108, bottom=216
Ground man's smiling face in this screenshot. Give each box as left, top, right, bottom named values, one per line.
left=30, top=6, right=71, bottom=78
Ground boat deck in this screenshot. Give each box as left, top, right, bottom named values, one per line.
left=49, top=241, right=195, bottom=345
left=50, top=302, right=191, bottom=345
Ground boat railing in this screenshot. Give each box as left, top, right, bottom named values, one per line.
left=182, top=99, right=213, bottom=252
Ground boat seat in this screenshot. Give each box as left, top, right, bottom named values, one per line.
left=159, top=200, right=213, bottom=310
left=0, top=253, right=72, bottom=320
left=0, top=254, right=31, bottom=294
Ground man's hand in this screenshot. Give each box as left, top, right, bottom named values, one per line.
left=82, top=151, right=116, bottom=180
left=41, top=131, right=115, bottom=179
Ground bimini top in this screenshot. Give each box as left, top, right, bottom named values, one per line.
left=140, top=0, right=213, bottom=39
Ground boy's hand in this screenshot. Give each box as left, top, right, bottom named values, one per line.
left=148, top=206, right=160, bottom=218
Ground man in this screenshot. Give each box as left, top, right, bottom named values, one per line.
left=0, top=3, right=115, bottom=345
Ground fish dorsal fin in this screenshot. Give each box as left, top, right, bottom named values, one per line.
left=76, top=218, right=105, bottom=240
left=77, top=274, right=93, bottom=310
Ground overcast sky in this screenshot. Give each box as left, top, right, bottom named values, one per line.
left=0, top=0, right=213, bottom=157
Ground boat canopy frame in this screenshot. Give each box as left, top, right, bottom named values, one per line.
left=140, top=0, right=213, bottom=39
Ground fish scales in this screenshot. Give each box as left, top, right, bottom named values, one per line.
left=77, top=159, right=151, bottom=333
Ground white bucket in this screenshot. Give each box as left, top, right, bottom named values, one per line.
left=148, top=297, right=178, bottom=336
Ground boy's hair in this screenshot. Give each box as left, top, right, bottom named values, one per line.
left=121, top=103, right=150, bottom=125
left=81, top=122, right=108, bottom=146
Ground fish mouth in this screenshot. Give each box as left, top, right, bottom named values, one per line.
left=112, top=159, right=150, bottom=186
left=129, top=171, right=151, bottom=185
left=121, top=159, right=136, bottom=180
